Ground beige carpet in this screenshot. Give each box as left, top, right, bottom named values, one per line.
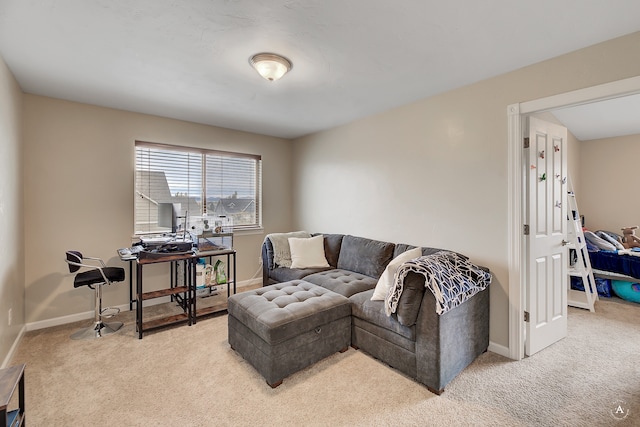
left=9, top=298, right=640, bottom=426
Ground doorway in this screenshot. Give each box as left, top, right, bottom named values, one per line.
left=506, top=75, right=640, bottom=361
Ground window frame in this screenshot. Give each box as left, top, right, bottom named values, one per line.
left=134, top=140, right=262, bottom=235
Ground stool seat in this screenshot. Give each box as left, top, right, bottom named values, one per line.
left=74, top=267, right=125, bottom=288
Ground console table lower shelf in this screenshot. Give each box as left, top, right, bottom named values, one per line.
left=194, top=298, right=228, bottom=318
left=141, top=286, right=192, bottom=331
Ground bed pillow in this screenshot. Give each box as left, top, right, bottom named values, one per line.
left=596, top=230, right=625, bottom=251
left=289, top=235, right=330, bottom=269
left=584, top=230, right=617, bottom=251
left=371, top=247, right=423, bottom=301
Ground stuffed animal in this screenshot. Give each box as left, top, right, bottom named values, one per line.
left=621, top=226, right=640, bottom=249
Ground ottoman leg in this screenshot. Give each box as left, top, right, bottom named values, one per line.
left=268, top=379, right=283, bottom=388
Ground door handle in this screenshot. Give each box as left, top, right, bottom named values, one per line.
left=561, top=240, right=569, bottom=246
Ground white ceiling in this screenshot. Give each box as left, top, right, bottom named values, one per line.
left=1, top=1, right=640, bottom=139
left=552, top=94, right=640, bottom=141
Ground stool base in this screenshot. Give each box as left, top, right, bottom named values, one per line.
left=71, top=321, right=123, bottom=340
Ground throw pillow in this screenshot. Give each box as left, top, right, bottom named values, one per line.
left=289, top=235, right=330, bottom=269
left=371, top=246, right=423, bottom=301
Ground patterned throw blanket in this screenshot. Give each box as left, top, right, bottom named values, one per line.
left=385, top=251, right=492, bottom=316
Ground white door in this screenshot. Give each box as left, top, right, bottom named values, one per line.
left=525, top=117, right=568, bottom=356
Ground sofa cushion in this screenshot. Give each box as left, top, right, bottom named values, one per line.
left=268, top=266, right=330, bottom=283
left=337, top=235, right=395, bottom=279
left=304, top=269, right=377, bottom=298
left=394, top=244, right=451, bottom=258
left=313, top=233, right=344, bottom=267
left=393, top=243, right=418, bottom=258
left=349, top=289, right=416, bottom=341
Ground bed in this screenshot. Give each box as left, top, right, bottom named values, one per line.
left=587, top=249, right=640, bottom=303
left=589, top=250, right=640, bottom=281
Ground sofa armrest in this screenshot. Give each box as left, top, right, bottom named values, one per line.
left=414, top=284, right=490, bottom=393
left=261, top=239, right=273, bottom=286
left=395, top=271, right=427, bottom=326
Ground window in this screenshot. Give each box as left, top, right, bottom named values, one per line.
left=135, top=141, right=262, bottom=234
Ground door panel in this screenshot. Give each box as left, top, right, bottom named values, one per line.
left=525, top=117, right=568, bottom=356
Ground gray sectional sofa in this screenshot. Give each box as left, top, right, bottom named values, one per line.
left=252, top=233, right=491, bottom=394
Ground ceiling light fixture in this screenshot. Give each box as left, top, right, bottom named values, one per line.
left=249, top=53, right=292, bottom=82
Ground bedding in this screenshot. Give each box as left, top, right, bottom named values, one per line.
left=589, top=249, right=640, bottom=281
left=570, top=276, right=613, bottom=298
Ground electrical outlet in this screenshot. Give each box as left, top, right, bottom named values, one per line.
left=8, top=308, right=12, bottom=326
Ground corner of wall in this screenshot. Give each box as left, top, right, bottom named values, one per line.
left=0, top=53, right=26, bottom=366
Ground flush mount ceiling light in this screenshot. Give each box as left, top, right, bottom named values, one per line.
left=249, top=53, right=292, bottom=81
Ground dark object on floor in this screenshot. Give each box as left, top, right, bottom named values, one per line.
left=570, top=276, right=612, bottom=298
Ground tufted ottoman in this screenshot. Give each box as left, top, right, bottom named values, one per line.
left=227, top=280, right=351, bottom=387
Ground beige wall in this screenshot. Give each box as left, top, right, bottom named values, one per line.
left=23, top=96, right=293, bottom=323
left=292, top=31, right=640, bottom=350
left=0, top=55, right=24, bottom=366
left=579, top=133, right=640, bottom=233
left=7, top=29, right=640, bottom=356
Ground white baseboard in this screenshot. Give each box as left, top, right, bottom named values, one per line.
left=238, top=277, right=262, bottom=288
left=25, top=302, right=134, bottom=332
left=2, top=325, right=26, bottom=369
left=25, top=277, right=263, bottom=332
left=488, top=341, right=511, bottom=358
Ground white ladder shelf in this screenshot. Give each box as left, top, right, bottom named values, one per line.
left=566, top=187, right=598, bottom=312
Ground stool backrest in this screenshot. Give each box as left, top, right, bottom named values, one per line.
left=65, top=251, right=84, bottom=273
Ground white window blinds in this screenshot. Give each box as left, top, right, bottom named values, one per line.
left=135, top=141, right=262, bottom=234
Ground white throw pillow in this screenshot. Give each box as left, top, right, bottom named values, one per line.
left=289, top=235, right=330, bottom=269
left=371, top=247, right=423, bottom=301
